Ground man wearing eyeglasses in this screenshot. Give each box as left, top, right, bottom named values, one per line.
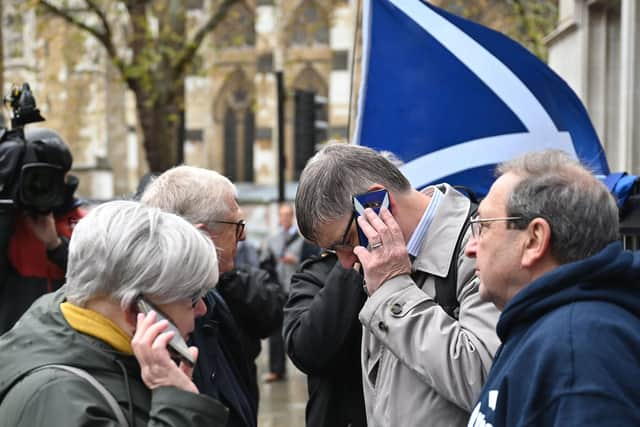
left=295, top=143, right=501, bottom=427
left=141, top=166, right=281, bottom=427
left=465, top=150, right=640, bottom=427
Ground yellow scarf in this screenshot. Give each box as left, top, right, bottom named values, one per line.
left=60, top=302, right=133, bottom=355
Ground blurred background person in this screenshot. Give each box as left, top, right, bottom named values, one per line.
left=261, top=203, right=303, bottom=383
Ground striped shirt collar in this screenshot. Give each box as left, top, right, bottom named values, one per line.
left=406, top=187, right=443, bottom=257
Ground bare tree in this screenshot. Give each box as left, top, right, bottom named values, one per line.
left=38, top=0, right=239, bottom=172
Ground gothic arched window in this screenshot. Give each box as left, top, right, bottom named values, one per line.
left=289, top=0, right=329, bottom=46
left=213, top=2, right=255, bottom=49
left=3, top=10, right=24, bottom=59
left=216, top=71, right=255, bottom=182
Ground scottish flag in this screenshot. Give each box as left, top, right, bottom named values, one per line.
left=353, top=0, right=610, bottom=196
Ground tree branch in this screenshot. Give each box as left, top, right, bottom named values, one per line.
left=38, top=1, right=128, bottom=77
left=172, top=0, right=239, bottom=77
left=84, top=0, right=111, bottom=37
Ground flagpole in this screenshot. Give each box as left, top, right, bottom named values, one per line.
left=346, top=0, right=362, bottom=143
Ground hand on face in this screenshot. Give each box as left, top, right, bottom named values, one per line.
left=353, top=207, right=412, bottom=295
left=131, top=311, right=199, bottom=394
left=24, top=213, right=61, bottom=250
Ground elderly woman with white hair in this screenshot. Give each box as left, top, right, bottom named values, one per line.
left=0, top=200, right=228, bottom=426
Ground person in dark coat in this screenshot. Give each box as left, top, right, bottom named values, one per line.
left=142, top=165, right=285, bottom=427
left=0, top=128, right=86, bottom=334
left=217, top=264, right=287, bottom=409
left=283, top=251, right=367, bottom=427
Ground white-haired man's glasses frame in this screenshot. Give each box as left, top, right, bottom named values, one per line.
left=469, top=216, right=523, bottom=238
left=211, top=219, right=246, bottom=240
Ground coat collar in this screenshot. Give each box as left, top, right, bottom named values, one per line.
left=412, top=184, right=471, bottom=277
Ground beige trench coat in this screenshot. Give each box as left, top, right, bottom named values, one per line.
left=359, top=184, right=501, bottom=427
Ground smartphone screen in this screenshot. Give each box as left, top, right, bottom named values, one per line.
left=352, top=189, right=391, bottom=247
left=136, top=297, right=195, bottom=367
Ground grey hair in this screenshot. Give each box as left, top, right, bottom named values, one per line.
left=65, top=200, right=219, bottom=308
left=497, top=150, right=619, bottom=264
left=295, top=143, right=411, bottom=243
left=140, top=165, right=238, bottom=231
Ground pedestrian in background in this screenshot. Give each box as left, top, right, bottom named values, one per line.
left=261, top=203, right=303, bottom=383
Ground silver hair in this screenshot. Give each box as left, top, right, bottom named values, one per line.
left=295, top=143, right=411, bottom=243
left=497, top=150, right=619, bottom=264
left=65, top=200, right=219, bottom=308
left=140, top=165, right=238, bottom=231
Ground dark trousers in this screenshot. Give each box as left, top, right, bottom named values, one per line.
left=268, top=328, right=286, bottom=376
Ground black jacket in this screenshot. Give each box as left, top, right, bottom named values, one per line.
left=192, top=290, right=257, bottom=427
left=217, top=264, right=287, bottom=405
left=283, top=252, right=368, bottom=427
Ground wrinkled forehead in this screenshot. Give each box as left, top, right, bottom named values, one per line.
left=481, top=173, right=522, bottom=215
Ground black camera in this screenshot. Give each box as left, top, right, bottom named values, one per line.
left=0, top=83, right=70, bottom=214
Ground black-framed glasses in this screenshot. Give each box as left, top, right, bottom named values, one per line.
left=469, top=216, right=523, bottom=238
left=211, top=219, right=246, bottom=240
left=326, top=214, right=356, bottom=253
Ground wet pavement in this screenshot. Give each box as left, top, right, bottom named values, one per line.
left=256, top=340, right=307, bottom=427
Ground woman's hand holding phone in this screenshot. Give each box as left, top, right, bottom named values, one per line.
left=131, top=311, right=200, bottom=394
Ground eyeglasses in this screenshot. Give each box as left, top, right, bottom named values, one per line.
left=469, top=216, right=523, bottom=238
left=211, top=219, right=246, bottom=240
left=326, top=214, right=356, bottom=253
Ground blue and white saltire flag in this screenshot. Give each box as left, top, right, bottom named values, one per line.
left=353, top=0, right=610, bottom=196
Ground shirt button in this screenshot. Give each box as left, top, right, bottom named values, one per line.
left=378, top=321, right=388, bottom=332
left=210, top=371, right=216, bottom=382
left=390, top=303, right=403, bottom=315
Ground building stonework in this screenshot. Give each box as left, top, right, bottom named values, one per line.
left=2, top=0, right=356, bottom=200
left=546, top=0, right=640, bottom=175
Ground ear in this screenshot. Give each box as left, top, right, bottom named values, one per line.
left=521, top=218, right=552, bottom=268
left=123, top=303, right=139, bottom=330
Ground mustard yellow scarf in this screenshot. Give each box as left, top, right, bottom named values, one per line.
left=60, top=302, right=133, bottom=355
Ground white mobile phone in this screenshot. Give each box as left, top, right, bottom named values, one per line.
left=136, top=297, right=195, bottom=367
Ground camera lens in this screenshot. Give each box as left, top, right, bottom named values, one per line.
left=18, top=163, right=65, bottom=212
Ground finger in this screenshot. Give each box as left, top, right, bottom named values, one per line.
left=152, top=330, right=175, bottom=351
left=353, top=246, right=370, bottom=266
left=180, top=347, right=199, bottom=377
left=132, top=311, right=156, bottom=344
left=378, top=207, right=403, bottom=244
left=140, top=317, right=170, bottom=346
left=356, top=211, right=380, bottom=243
left=363, top=208, right=388, bottom=236
left=138, top=310, right=157, bottom=331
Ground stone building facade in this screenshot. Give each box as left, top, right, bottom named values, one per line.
left=1, top=0, right=356, bottom=200
left=546, top=0, right=639, bottom=175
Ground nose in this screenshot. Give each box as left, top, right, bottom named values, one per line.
left=336, top=249, right=358, bottom=269
left=193, top=298, right=208, bottom=318
left=464, top=234, right=478, bottom=258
